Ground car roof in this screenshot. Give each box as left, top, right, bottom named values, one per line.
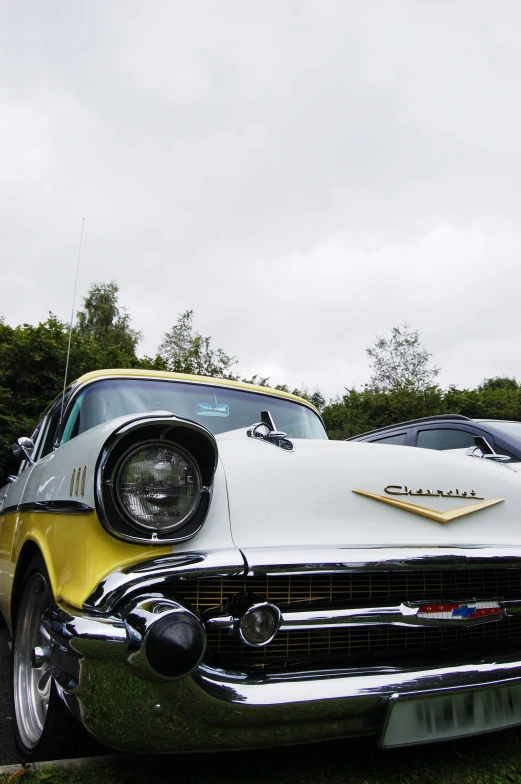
left=348, top=414, right=521, bottom=441
left=72, top=368, right=320, bottom=413
left=347, top=413, right=473, bottom=440
left=474, top=419, right=521, bottom=425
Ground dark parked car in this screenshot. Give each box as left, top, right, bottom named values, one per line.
left=348, top=414, right=521, bottom=464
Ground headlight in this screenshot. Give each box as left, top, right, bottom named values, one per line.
left=116, top=443, right=201, bottom=532
left=96, top=415, right=217, bottom=544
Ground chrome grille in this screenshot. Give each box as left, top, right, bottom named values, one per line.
left=205, top=617, right=521, bottom=670
left=172, top=569, right=521, bottom=671
left=175, top=569, right=521, bottom=613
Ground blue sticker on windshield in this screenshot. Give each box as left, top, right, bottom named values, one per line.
left=196, top=403, right=230, bottom=417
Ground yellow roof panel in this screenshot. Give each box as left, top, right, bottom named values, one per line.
left=74, top=369, right=320, bottom=413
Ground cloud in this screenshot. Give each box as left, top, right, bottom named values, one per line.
left=2, top=1, right=521, bottom=400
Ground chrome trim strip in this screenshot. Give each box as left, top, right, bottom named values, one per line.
left=85, top=546, right=521, bottom=614
left=206, top=600, right=521, bottom=632
left=84, top=549, right=246, bottom=613
left=241, top=546, right=521, bottom=576
left=48, top=599, right=521, bottom=704
left=193, top=657, right=521, bottom=707
left=17, top=500, right=94, bottom=515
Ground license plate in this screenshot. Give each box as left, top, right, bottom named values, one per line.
left=380, top=681, right=521, bottom=748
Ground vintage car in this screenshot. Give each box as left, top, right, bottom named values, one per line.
left=3, top=369, right=521, bottom=761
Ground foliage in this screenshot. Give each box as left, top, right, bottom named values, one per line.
left=273, top=384, right=326, bottom=411
left=323, top=376, right=521, bottom=440
left=0, top=282, right=145, bottom=481
left=366, top=324, right=440, bottom=393
left=323, top=385, right=444, bottom=440
left=75, top=280, right=141, bottom=366
left=478, top=375, right=519, bottom=391
left=158, top=310, right=239, bottom=379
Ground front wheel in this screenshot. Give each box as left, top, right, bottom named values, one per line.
left=12, top=554, right=86, bottom=762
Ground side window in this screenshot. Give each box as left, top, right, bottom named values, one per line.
left=39, top=407, right=63, bottom=458
left=371, top=433, right=407, bottom=445
left=416, top=428, right=476, bottom=451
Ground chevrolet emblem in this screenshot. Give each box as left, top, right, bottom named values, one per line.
left=352, top=490, right=504, bottom=524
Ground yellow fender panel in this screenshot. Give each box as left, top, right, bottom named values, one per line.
left=11, top=511, right=172, bottom=611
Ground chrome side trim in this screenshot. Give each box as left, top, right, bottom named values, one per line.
left=84, top=549, right=246, bottom=613
left=194, top=657, right=521, bottom=707
left=241, top=546, right=521, bottom=576
left=206, top=600, right=521, bottom=632
left=85, top=546, right=521, bottom=614
left=17, top=500, right=94, bottom=515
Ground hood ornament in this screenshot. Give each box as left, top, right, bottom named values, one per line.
left=247, top=411, right=294, bottom=452
left=352, top=489, right=504, bottom=524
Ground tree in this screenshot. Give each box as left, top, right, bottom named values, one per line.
left=478, top=376, right=519, bottom=391
left=76, top=281, right=141, bottom=365
left=366, top=324, right=440, bottom=393
left=0, top=282, right=146, bottom=482
left=273, top=384, right=326, bottom=411
left=158, top=310, right=238, bottom=379
left=322, top=385, right=444, bottom=440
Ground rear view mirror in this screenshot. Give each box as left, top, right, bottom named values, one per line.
left=196, top=403, right=230, bottom=417
left=12, top=437, right=35, bottom=465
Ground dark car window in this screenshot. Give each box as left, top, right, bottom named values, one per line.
left=416, top=428, right=476, bottom=451
left=371, top=433, right=408, bottom=445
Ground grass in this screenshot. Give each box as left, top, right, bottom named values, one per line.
left=4, top=727, right=521, bottom=784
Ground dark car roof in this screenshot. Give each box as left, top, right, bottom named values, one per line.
left=346, top=414, right=472, bottom=441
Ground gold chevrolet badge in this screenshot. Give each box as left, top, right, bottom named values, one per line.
left=352, top=489, right=504, bottom=524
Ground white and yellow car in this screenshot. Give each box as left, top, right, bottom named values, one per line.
left=3, top=369, right=521, bottom=760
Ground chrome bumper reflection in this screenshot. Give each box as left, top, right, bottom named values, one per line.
left=45, top=545, right=521, bottom=752
left=44, top=598, right=521, bottom=753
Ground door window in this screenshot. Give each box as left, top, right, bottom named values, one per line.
left=416, top=429, right=476, bottom=451
left=371, top=433, right=408, bottom=445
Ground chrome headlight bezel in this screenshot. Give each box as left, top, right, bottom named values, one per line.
left=95, top=414, right=218, bottom=544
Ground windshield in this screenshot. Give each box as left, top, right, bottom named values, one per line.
left=61, top=378, right=327, bottom=443
left=481, top=421, right=521, bottom=441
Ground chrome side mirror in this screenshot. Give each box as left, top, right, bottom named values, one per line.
left=12, top=437, right=35, bottom=465
left=246, top=410, right=294, bottom=452
left=467, top=436, right=511, bottom=462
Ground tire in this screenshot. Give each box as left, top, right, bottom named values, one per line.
left=11, top=554, right=87, bottom=762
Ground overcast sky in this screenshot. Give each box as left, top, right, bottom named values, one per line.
left=2, top=1, right=521, bottom=398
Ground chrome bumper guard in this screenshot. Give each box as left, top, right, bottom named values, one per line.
left=44, top=546, right=521, bottom=753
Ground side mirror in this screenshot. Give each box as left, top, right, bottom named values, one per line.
left=468, top=436, right=511, bottom=462
left=466, top=446, right=485, bottom=458
left=12, top=437, right=35, bottom=465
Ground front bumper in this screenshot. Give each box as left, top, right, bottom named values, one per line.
left=45, top=546, right=521, bottom=753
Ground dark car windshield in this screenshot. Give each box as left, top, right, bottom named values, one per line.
left=61, top=378, right=327, bottom=444
left=481, top=421, right=521, bottom=441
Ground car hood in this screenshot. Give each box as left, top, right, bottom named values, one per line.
left=215, top=433, right=521, bottom=549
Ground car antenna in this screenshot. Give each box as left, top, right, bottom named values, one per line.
left=58, top=218, right=85, bottom=435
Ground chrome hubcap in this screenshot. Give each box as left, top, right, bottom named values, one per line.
left=13, top=573, right=52, bottom=749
